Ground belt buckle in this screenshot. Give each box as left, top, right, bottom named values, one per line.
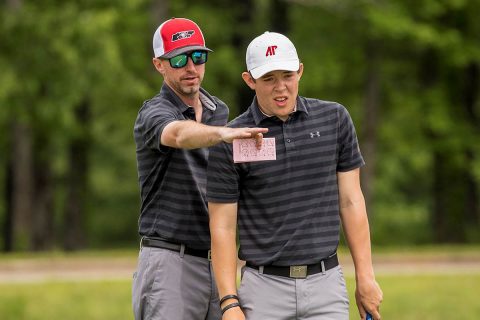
left=207, top=250, right=212, bottom=261
left=289, top=265, right=307, bottom=278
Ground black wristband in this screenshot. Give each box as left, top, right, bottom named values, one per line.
left=219, top=294, right=239, bottom=306
left=221, top=302, right=241, bottom=315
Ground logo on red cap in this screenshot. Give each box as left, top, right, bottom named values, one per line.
left=172, top=30, right=195, bottom=42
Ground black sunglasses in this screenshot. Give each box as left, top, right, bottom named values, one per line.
left=168, top=51, right=208, bottom=68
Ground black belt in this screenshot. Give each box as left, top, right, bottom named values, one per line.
left=246, top=253, right=339, bottom=279
left=142, top=237, right=211, bottom=260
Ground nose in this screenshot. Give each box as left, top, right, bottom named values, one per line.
left=274, top=78, right=287, bottom=91
left=184, top=57, right=196, bottom=71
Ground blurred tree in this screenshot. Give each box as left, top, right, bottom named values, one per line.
left=413, top=1, right=480, bottom=242
left=231, top=0, right=255, bottom=114
left=366, top=0, right=480, bottom=242
left=7, top=121, right=34, bottom=250
left=3, top=0, right=35, bottom=251
left=0, top=0, right=151, bottom=251
left=290, top=0, right=480, bottom=243
left=63, top=99, right=91, bottom=251
left=271, top=0, right=289, bottom=34
left=290, top=0, right=384, bottom=216
left=151, top=0, right=168, bottom=23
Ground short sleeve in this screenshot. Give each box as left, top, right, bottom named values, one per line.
left=336, top=106, right=365, bottom=172
left=135, top=101, right=178, bottom=153
left=206, top=142, right=240, bottom=203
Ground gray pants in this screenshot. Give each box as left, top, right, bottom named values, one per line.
left=238, top=265, right=349, bottom=320
left=132, top=246, right=221, bottom=320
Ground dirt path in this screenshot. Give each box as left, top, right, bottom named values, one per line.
left=339, top=254, right=480, bottom=276
left=0, top=256, right=136, bottom=283
left=1, top=252, right=479, bottom=283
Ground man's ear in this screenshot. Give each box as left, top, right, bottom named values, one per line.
left=241, top=72, right=256, bottom=90
left=297, top=63, right=304, bottom=80
left=152, top=58, right=165, bottom=75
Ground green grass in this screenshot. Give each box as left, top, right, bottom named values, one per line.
left=347, top=274, right=480, bottom=320
left=1, top=274, right=479, bottom=320
left=0, top=280, right=132, bottom=320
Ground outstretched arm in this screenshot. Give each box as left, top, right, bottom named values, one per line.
left=209, top=202, right=245, bottom=320
left=161, top=120, right=268, bottom=149
left=338, top=168, right=383, bottom=320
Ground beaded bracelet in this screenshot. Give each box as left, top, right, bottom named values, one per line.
left=219, top=294, right=239, bottom=306
left=221, top=302, right=241, bottom=315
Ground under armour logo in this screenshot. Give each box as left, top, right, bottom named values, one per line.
left=265, top=45, right=278, bottom=56
left=310, top=131, right=320, bottom=138
left=172, top=30, right=195, bottom=41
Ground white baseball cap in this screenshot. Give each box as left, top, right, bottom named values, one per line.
left=246, top=32, right=300, bottom=79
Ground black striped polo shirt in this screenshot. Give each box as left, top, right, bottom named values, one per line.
left=134, top=84, right=229, bottom=250
left=207, top=96, right=364, bottom=265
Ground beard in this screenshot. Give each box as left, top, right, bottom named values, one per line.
left=170, top=74, right=203, bottom=99
left=178, top=84, right=199, bottom=96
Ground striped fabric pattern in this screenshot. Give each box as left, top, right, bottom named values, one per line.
left=134, top=84, right=229, bottom=250
left=207, top=96, right=364, bottom=265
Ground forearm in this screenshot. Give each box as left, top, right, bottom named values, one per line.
left=209, top=203, right=240, bottom=306
left=211, top=227, right=238, bottom=302
left=340, top=198, right=383, bottom=319
left=339, top=199, right=374, bottom=281
left=338, top=170, right=382, bottom=318
left=172, top=120, right=224, bottom=149
left=162, top=120, right=268, bottom=149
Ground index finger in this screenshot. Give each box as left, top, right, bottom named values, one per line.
left=254, top=133, right=263, bottom=149
left=250, top=127, right=268, bottom=134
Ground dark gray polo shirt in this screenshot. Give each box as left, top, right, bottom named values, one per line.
left=207, top=96, right=364, bottom=265
left=134, top=84, right=229, bottom=250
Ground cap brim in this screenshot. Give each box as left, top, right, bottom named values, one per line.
left=249, top=60, right=300, bottom=79
left=160, top=45, right=213, bottom=59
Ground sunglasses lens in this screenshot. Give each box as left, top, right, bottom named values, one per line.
left=169, top=54, right=188, bottom=68
left=169, top=51, right=207, bottom=68
left=191, top=51, right=207, bottom=65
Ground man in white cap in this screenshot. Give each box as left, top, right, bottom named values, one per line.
left=207, top=32, right=383, bottom=320
left=132, top=18, right=267, bottom=320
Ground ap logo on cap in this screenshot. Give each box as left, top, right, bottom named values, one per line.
left=265, top=45, right=278, bottom=56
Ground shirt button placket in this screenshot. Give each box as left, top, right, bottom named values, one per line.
left=283, top=121, right=295, bottom=152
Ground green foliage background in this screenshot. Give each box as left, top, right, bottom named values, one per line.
left=0, top=0, right=479, bottom=249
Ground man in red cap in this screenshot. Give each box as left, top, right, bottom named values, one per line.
left=132, top=18, right=267, bottom=320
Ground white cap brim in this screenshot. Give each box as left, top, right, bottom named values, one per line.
left=249, top=59, right=300, bottom=79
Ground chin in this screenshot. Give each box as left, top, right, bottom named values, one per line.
left=182, top=86, right=199, bottom=95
